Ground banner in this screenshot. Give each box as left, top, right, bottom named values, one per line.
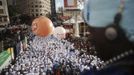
left=0, top=51, right=10, bottom=67
left=7, top=48, right=14, bottom=60
left=0, top=48, right=14, bottom=71
left=0, top=48, right=14, bottom=66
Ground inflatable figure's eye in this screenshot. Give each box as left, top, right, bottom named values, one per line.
left=32, top=23, right=37, bottom=31
left=105, top=27, right=117, bottom=40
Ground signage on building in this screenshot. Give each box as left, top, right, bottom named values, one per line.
left=64, top=0, right=78, bottom=10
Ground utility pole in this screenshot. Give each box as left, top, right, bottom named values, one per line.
left=51, top=0, right=57, bottom=26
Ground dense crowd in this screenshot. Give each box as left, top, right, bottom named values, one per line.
left=66, top=37, right=97, bottom=55
left=0, top=33, right=104, bottom=75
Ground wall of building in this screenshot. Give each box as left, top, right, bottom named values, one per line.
left=16, top=0, right=51, bottom=17
left=0, top=0, right=10, bottom=26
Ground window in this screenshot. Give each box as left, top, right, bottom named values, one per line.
left=0, top=17, right=2, bottom=22
left=36, top=14, right=38, bottom=16
left=44, top=10, right=46, bottom=12
left=31, top=2, right=33, bottom=4
left=32, top=14, right=34, bottom=17
left=31, top=9, right=34, bottom=12
left=39, top=1, right=41, bottom=4
left=42, top=5, right=44, bottom=7
left=0, top=9, right=4, bottom=14
left=36, top=9, right=38, bottom=12
left=0, top=1, right=2, bottom=6
left=4, top=17, right=7, bottom=22
left=35, top=5, right=38, bottom=7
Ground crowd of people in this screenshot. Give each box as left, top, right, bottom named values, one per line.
left=66, top=37, right=96, bottom=55
left=0, top=33, right=104, bottom=75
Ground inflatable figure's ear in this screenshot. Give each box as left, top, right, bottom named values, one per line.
left=114, top=13, right=122, bottom=25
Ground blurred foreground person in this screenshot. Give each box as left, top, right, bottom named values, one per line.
left=83, top=0, right=134, bottom=75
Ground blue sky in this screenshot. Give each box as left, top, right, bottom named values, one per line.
left=55, top=0, right=64, bottom=10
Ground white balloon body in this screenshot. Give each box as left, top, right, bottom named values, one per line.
left=53, top=27, right=66, bottom=39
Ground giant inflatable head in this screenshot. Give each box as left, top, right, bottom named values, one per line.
left=53, top=26, right=66, bottom=39
left=32, top=16, right=54, bottom=37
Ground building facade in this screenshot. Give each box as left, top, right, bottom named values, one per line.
left=16, top=0, right=51, bottom=17
left=0, top=0, right=10, bottom=26
left=7, top=0, right=16, bottom=6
